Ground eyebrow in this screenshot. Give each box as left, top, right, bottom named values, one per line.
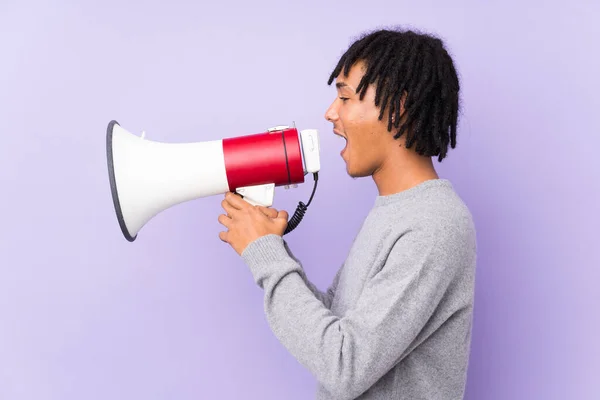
left=336, top=82, right=354, bottom=91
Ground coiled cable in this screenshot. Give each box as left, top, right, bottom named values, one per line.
left=284, top=172, right=318, bottom=235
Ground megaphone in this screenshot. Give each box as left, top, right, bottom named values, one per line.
left=106, top=120, right=321, bottom=242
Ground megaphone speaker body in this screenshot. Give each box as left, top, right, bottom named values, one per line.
left=107, top=120, right=320, bottom=241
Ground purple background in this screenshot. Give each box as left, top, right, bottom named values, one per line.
left=1, top=1, right=598, bottom=399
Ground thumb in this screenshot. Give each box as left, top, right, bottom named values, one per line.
left=257, top=205, right=278, bottom=218
left=275, top=210, right=289, bottom=233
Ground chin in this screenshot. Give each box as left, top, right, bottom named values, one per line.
left=346, top=166, right=370, bottom=178
left=345, top=160, right=378, bottom=178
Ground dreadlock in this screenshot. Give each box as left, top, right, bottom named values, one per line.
left=327, top=27, right=460, bottom=162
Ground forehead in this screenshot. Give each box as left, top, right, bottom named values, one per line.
left=334, top=60, right=367, bottom=89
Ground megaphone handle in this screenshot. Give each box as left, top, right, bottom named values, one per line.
left=234, top=172, right=318, bottom=235
left=238, top=196, right=266, bottom=207
left=234, top=183, right=275, bottom=207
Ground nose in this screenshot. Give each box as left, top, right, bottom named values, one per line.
left=324, top=99, right=339, bottom=123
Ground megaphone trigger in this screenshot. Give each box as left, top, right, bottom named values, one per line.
left=234, top=183, right=275, bottom=207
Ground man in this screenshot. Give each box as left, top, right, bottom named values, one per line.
left=218, top=27, right=477, bottom=400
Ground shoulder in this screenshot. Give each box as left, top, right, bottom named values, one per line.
left=423, top=188, right=475, bottom=243
left=418, top=184, right=475, bottom=250
left=378, top=182, right=477, bottom=266
left=379, top=181, right=475, bottom=238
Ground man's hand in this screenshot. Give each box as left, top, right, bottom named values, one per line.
left=218, top=192, right=289, bottom=256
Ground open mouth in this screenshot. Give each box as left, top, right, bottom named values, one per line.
left=334, top=130, right=347, bottom=141
left=334, top=130, right=348, bottom=156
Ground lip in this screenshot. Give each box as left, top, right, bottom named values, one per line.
left=333, top=129, right=347, bottom=139
left=334, top=129, right=348, bottom=158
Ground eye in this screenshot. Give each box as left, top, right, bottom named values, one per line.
left=339, top=97, right=349, bottom=102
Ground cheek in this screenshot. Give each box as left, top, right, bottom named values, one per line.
left=341, top=104, right=382, bottom=147
left=338, top=108, right=360, bottom=135
left=339, top=100, right=363, bottom=120
left=337, top=107, right=349, bottom=126
left=341, top=101, right=377, bottom=130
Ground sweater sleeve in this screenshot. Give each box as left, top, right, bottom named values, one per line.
left=240, top=228, right=468, bottom=400
left=281, top=239, right=342, bottom=309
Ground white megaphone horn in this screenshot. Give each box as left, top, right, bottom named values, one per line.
left=106, top=120, right=321, bottom=242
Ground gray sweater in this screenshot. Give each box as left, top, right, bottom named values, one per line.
left=241, top=179, right=477, bottom=399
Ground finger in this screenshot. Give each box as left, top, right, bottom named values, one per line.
left=275, top=211, right=289, bottom=233
left=277, top=210, right=289, bottom=220
left=257, top=206, right=278, bottom=218
left=221, top=198, right=240, bottom=217
left=219, top=231, right=228, bottom=242
left=224, top=191, right=251, bottom=210
left=217, top=213, right=232, bottom=228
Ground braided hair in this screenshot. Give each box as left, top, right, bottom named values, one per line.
left=327, top=28, right=460, bottom=162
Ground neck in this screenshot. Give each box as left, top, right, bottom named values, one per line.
left=372, top=152, right=439, bottom=196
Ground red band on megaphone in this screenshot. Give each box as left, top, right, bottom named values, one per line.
left=222, top=128, right=305, bottom=191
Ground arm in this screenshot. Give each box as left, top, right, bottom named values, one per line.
left=241, top=228, right=470, bottom=400
left=281, top=239, right=342, bottom=309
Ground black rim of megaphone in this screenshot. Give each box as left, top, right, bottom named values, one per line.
left=106, top=120, right=137, bottom=242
